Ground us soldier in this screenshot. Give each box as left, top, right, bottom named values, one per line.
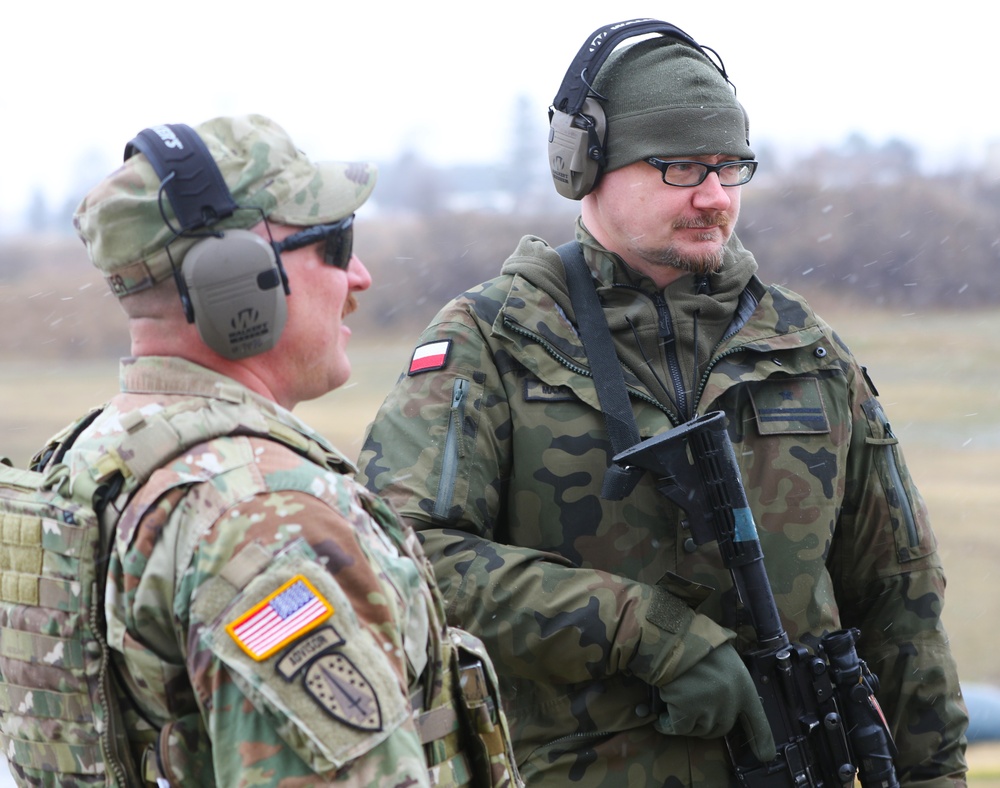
left=356, top=21, right=969, bottom=787
left=6, top=115, right=518, bottom=787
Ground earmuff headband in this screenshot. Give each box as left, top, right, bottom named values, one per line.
left=122, top=122, right=288, bottom=360
left=124, top=124, right=238, bottom=232
left=547, top=18, right=727, bottom=200
left=551, top=19, right=704, bottom=116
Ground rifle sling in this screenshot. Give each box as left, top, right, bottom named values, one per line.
left=556, top=240, right=643, bottom=500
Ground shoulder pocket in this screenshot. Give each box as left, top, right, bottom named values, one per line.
left=861, top=398, right=936, bottom=563
left=193, top=543, right=411, bottom=772
left=433, top=374, right=485, bottom=521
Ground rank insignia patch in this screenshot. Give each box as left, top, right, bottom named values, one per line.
left=304, top=653, right=383, bottom=731
left=227, top=575, right=333, bottom=661
left=408, top=340, right=452, bottom=375
left=749, top=377, right=831, bottom=435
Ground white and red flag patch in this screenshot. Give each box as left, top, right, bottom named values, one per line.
left=227, top=575, right=333, bottom=661
left=408, top=340, right=452, bottom=375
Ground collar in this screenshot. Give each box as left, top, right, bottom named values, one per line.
left=118, top=356, right=340, bottom=457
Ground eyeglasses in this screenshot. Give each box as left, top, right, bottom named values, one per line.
left=271, top=214, right=354, bottom=270
left=645, top=158, right=757, bottom=187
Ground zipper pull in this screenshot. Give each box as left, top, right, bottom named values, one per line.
left=450, top=379, right=469, bottom=458
left=655, top=293, right=674, bottom=344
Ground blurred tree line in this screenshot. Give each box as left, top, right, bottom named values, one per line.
left=351, top=134, right=1000, bottom=334
left=2, top=133, right=998, bottom=359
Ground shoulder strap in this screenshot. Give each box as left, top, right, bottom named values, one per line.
left=30, top=406, right=104, bottom=471
left=555, top=241, right=643, bottom=500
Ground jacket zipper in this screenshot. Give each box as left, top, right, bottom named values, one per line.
left=93, top=579, right=140, bottom=788
left=879, top=417, right=920, bottom=549
left=693, top=345, right=744, bottom=409
left=691, top=285, right=762, bottom=409
left=611, top=285, right=690, bottom=420
left=433, top=378, right=469, bottom=518
left=546, top=729, right=620, bottom=749
left=652, top=290, right=689, bottom=419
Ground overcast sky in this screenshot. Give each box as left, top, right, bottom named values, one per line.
left=2, top=0, right=997, bottom=231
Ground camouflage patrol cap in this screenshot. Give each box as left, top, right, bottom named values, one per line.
left=73, top=114, right=378, bottom=297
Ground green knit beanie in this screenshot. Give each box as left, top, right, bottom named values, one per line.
left=592, top=36, right=754, bottom=171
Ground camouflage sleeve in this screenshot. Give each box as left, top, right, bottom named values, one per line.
left=173, top=490, right=430, bottom=786
left=357, top=313, right=733, bottom=692
left=830, top=370, right=968, bottom=786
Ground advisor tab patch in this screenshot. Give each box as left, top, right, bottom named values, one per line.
left=227, top=575, right=333, bottom=661
left=408, top=340, right=452, bottom=375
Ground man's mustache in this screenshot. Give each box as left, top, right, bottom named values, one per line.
left=343, top=293, right=358, bottom=318
left=674, top=213, right=730, bottom=230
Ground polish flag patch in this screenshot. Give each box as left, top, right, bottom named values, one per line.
left=408, top=340, right=452, bottom=375
left=227, top=575, right=333, bottom=661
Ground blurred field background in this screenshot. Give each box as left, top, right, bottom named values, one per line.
left=3, top=67, right=998, bottom=782
left=1, top=298, right=998, bottom=781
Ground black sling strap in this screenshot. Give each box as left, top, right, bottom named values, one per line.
left=556, top=241, right=644, bottom=499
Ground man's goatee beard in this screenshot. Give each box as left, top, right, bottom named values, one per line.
left=652, top=214, right=729, bottom=275
left=653, top=246, right=725, bottom=276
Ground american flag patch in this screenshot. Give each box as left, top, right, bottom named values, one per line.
left=408, top=340, right=452, bottom=375
left=226, top=575, right=333, bottom=661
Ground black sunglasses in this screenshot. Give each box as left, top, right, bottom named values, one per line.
left=271, top=214, right=354, bottom=270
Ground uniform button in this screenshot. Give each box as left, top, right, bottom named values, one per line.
left=683, top=538, right=697, bottom=553
left=635, top=703, right=650, bottom=717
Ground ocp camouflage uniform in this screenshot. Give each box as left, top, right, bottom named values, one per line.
left=356, top=222, right=968, bottom=786
left=54, top=355, right=518, bottom=787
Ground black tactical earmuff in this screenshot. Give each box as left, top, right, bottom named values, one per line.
left=548, top=19, right=713, bottom=200
left=124, top=124, right=289, bottom=360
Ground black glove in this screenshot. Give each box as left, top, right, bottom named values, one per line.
left=655, top=641, right=776, bottom=763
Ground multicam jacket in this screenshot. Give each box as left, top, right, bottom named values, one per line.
left=51, top=356, right=517, bottom=787
left=357, top=224, right=968, bottom=787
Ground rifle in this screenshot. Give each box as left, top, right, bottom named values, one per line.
left=613, top=411, right=899, bottom=788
